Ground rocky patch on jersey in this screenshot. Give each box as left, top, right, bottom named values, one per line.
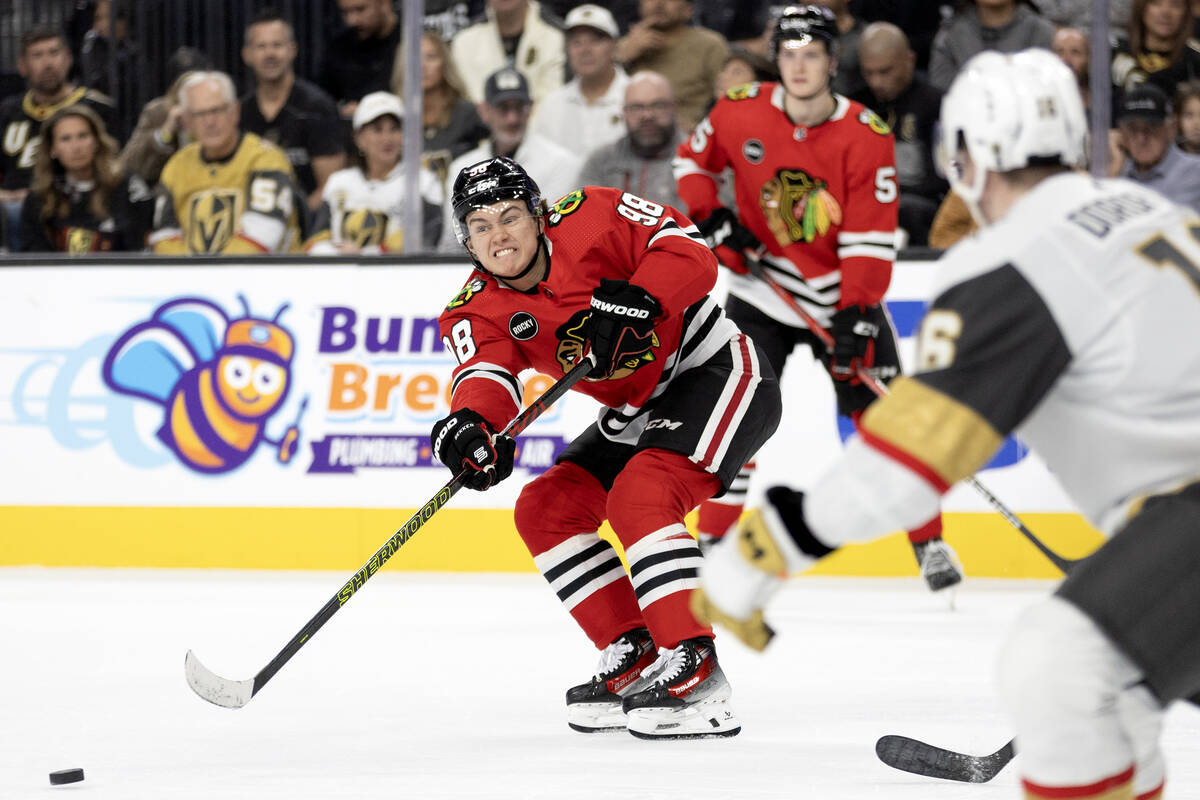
left=554, top=310, right=658, bottom=380
left=759, top=168, right=843, bottom=245
left=509, top=311, right=538, bottom=340
left=547, top=189, right=586, bottom=227
left=446, top=277, right=487, bottom=310
left=742, top=139, right=764, bottom=164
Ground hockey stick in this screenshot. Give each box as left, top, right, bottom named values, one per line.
left=184, top=355, right=596, bottom=709
left=745, top=253, right=1080, bottom=575
left=875, top=734, right=1015, bottom=783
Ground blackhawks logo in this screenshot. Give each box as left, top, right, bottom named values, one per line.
left=553, top=310, right=658, bottom=381
left=759, top=168, right=843, bottom=246
left=547, top=189, right=586, bottom=227
left=446, top=277, right=487, bottom=310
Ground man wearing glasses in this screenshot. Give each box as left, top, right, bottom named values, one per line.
left=150, top=71, right=305, bottom=255
left=578, top=70, right=683, bottom=209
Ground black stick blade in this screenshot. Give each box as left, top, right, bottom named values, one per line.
left=875, top=735, right=1015, bottom=783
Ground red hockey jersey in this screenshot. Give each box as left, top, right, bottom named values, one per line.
left=675, top=83, right=898, bottom=322
left=439, top=185, right=739, bottom=435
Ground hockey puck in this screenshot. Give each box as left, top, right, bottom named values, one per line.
left=49, top=768, right=85, bottom=785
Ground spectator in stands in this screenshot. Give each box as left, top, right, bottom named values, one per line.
left=1109, top=83, right=1200, bottom=212
left=544, top=0, right=639, bottom=33
left=928, top=0, right=1055, bottom=91
left=825, top=0, right=867, bottom=98
left=692, top=1, right=773, bottom=51
left=424, top=0, right=488, bottom=42
left=150, top=71, right=304, bottom=255
left=78, top=0, right=135, bottom=109
left=615, top=0, right=728, bottom=131
left=579, top=70, right=682, bottom=207
left=712, top=45, right=777, bottom=103
left=390, top=29, right=487, bottom=185
left=320, top=0, right=401, bottom=118
left=854, top=0, right=945, bottom=72
left=1051, top=26, right=1091, bottom=111
left=0, top=26, right=117, bottom=252
left=451, top=0, right=567, bottom=105
left=438, top=67, right=579, bottom=251
left=240, top=9, right=345, bottom=211
left=531, top=5, right=629, bottom=159
left=852, top=22, right=946, bottom=246
left=119, top=47, right=211, bottom=186
left=20, top=104, right=152, bottom=253
left=307, top=92, right=443, bottom=254
left=1111, top=0, right=1200, bottom=102
left=1176, top=79, right=1200, bottom=153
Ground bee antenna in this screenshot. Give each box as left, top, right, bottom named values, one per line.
left=271, top=302, right=291, bottom=324
left=237, top=294, right=252, bottom=317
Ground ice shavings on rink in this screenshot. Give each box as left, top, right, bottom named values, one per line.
left=3, top=568, right=1197, bottom=800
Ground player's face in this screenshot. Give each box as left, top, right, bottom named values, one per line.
left=19, top=38, right=71, bottom=96
left=566, top=28, right=616, bottom=80
left=49, top=114, right=98, bottom=177
left=1180, top=97, right=1200, bottom=147
left=183, top=80, right=240, bottom=156
left=464, top=200, right=541, bottom=278
left=777, top=40, right=834, bottom=101
left=859, top=47, right=913, bottom=103
left=421, top=36, right=443, bottom=91
left=1143, top=0, right=1188, bottom=41
left=243, top=21, right=296, bottom=82
left=354, top=115, right=403, bottom=170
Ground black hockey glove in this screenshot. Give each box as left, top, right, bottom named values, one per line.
left=583, top=279, right=663, bottom=379
left=696, top=207, right=760, bottom=275
left=431, top=409, right=515, bottom=491
left=828, top=304, right=883, bottom=382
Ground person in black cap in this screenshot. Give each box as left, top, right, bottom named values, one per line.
left=1111, top=82, right=1200, bottom=213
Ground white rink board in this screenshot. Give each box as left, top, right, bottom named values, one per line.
left=0, top=260, right=1075, bottom=512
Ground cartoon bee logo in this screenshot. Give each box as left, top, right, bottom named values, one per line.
left=102, top=295, right=307, bottom=474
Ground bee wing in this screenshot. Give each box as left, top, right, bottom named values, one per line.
left=102, top=321, right=198, bottom=404
left=153, top=299, right=230, bottom=363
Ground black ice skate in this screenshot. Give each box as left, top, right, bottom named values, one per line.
left=566, top=628, right=658, bottom=733
left=912, top=537, right=964, bottom=592
left=621, top=637, right=741, bottom=739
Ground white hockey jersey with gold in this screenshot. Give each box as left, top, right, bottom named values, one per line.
left=150, top=133, right=304, bottom=254
left=804, top=171, right=1200, bottom=544
left=305, top=162, right=443, bottom=254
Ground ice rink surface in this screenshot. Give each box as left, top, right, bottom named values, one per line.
left=3, top=568, right=1197, bottom=799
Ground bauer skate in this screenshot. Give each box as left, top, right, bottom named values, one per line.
left=622, top=637, right=741, bottom=739
left=913, top=537, right=963, bottom=592
left=566, top=628, right=659, bottom=733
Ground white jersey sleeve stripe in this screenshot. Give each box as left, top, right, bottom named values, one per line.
left=837, top=244, right=896, bottom=261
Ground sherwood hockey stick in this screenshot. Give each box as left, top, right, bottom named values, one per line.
left=745, top=253, right=1080, bottom=575
left=184, top=354, right=596, bottom=709
left=875, top=734, right=1015, bottom=783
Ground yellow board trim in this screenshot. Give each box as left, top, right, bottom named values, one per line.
left=0, top=506, right=1102, bottom=578
left=861, top=376, right=1004, bottom=487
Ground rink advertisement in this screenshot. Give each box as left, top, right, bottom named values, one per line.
left=0, top=260, right=1101, bottom=573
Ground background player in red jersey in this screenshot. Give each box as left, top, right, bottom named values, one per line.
left=430, top=157, right=781, bottom=739
left=673, top=4, right=963, bottom=592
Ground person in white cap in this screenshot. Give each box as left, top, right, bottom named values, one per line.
left=530, top=4, right=629, bottom=160
left=306, top=91, right=443, bottom=253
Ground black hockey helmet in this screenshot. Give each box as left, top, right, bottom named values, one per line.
left=450, top=156, right=544, bottom=247
left=770, top=5, right=839, bottom=61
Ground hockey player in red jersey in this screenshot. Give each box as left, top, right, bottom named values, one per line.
left=674, top=4, right=962, bottom=591
left=431, top=156, right=781, bottom=739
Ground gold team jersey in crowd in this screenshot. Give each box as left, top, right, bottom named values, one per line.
left=151, top=132, right=305, bottom=255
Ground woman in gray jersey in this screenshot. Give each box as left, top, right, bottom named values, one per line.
left=694, top=49, right=1200, bottom=800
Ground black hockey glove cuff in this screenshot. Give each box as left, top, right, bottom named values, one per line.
left=583, top=279, right=662, bottom=378
left=431, top=409, right=515, bottom=491
left=696, top=207, right=759, bottom=253
left=828, top=304, right=883, bottom=382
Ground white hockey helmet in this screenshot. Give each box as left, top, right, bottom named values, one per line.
left=936, top=49, right=1088, bottom=221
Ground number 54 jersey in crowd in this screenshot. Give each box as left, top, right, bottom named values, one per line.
left=438, top=185, right=740, bottom=436
left=847, top=172, right=1200, bottom=537
left=675, top=83, right=898, bottom=326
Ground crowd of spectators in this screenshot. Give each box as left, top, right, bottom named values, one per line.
left=6, top=0, right=1200, bottom=256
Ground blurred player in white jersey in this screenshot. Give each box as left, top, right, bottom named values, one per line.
left=695, top=48, right=1200, bottom=800
left=674, top=4, right=962, bottom=592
